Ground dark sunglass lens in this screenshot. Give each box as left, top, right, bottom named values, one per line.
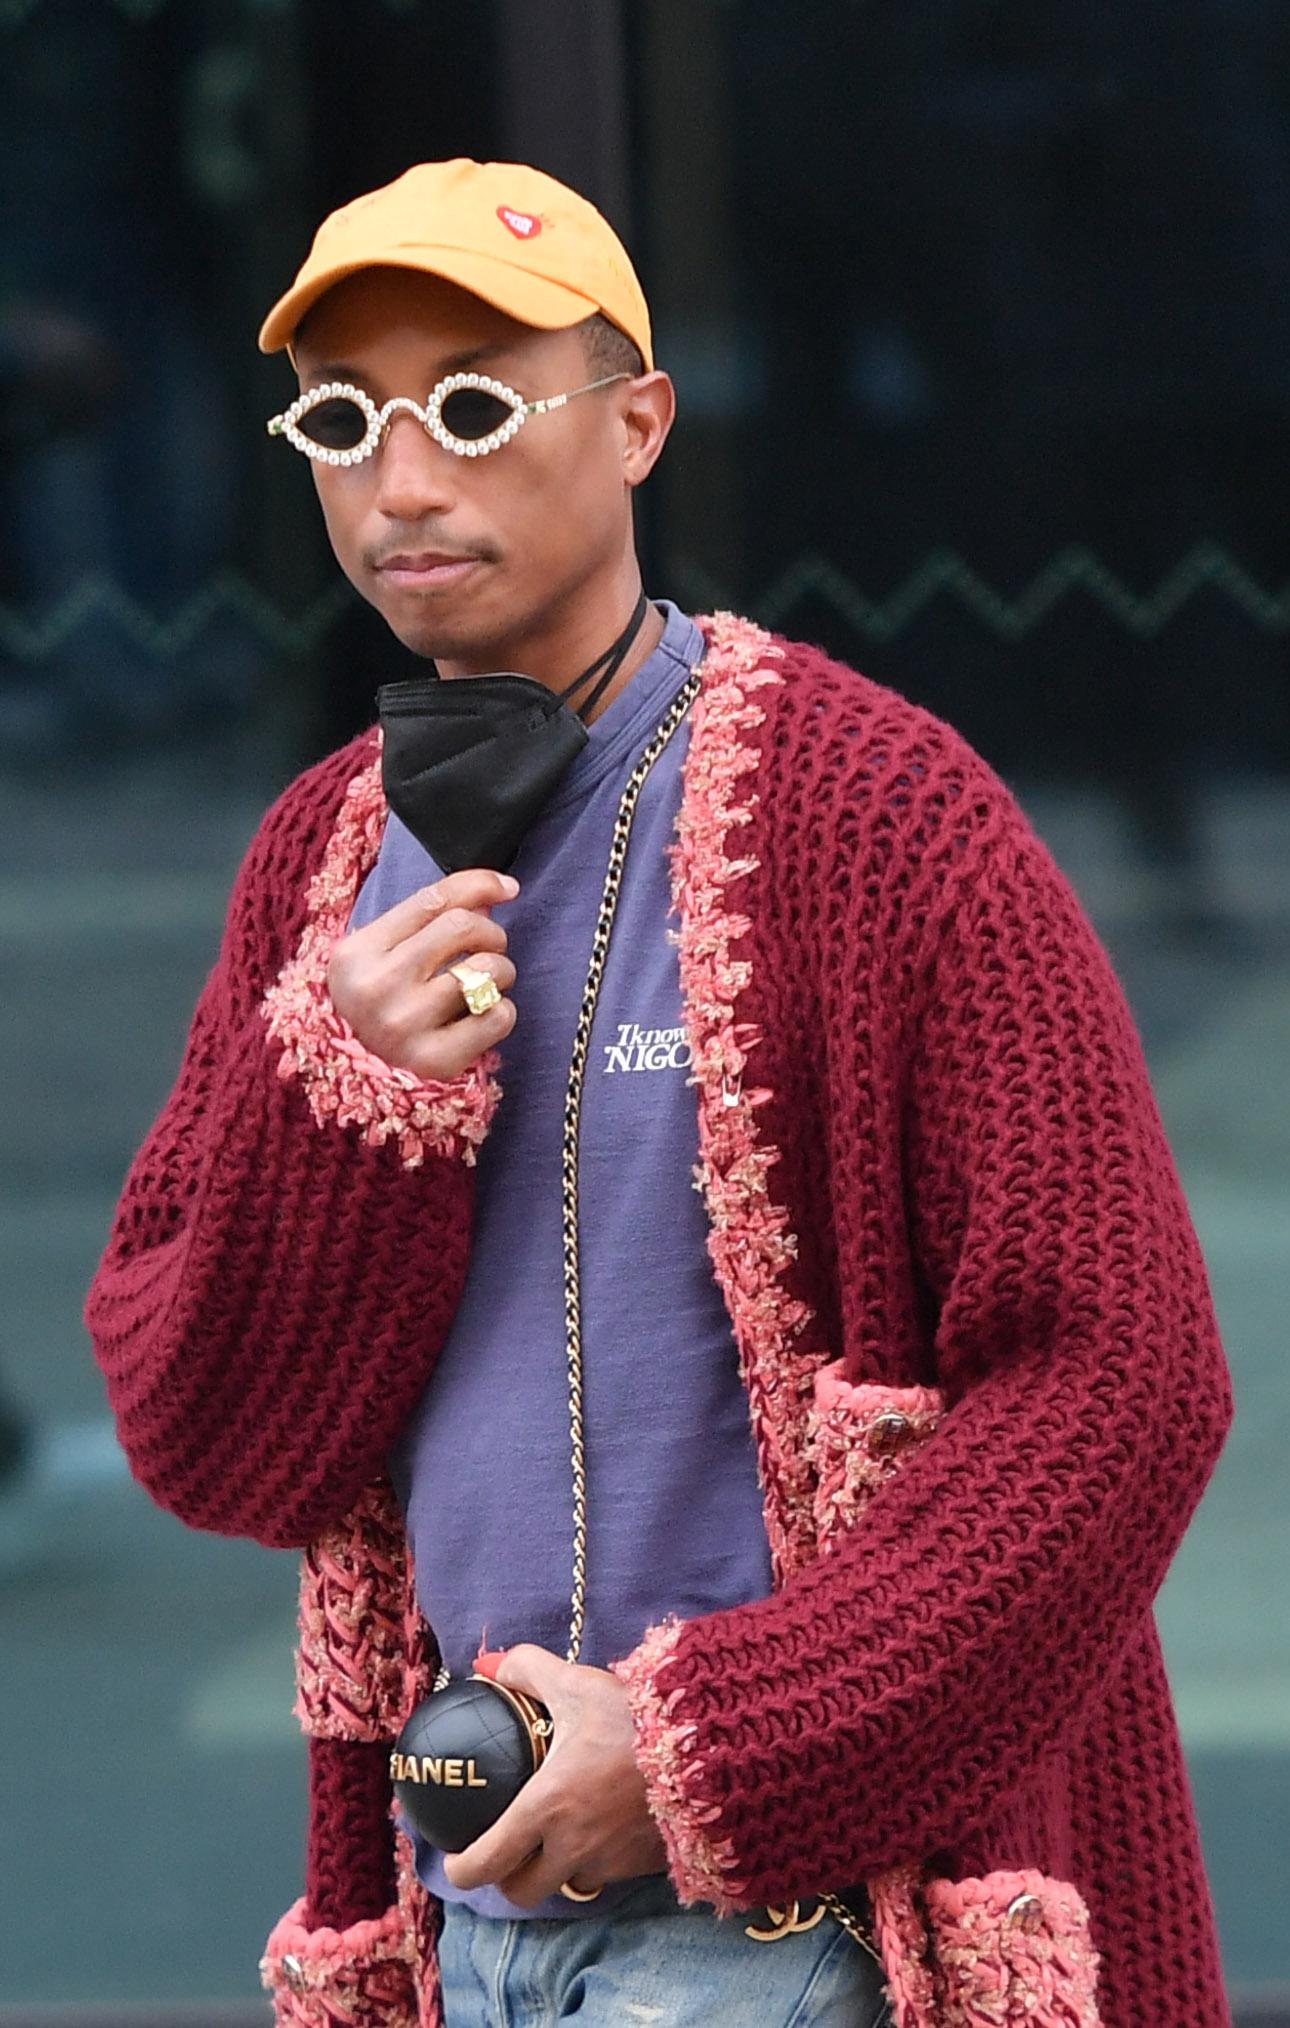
left=299, top=398, right=368, bottom=451
left=440, top=388, right=514, bottom=441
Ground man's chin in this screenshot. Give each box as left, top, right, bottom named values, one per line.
left=384, top=616, right=508, bottom=668
left=386, top=620, right=445, bottom=660
left=369, top=567, right=505, bottom=663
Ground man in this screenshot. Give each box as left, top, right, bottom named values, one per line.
left=85, top=159, right=1233, bottom=2028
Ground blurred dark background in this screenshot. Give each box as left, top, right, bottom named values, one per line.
left=1, top=1, right=1287, bottom=2020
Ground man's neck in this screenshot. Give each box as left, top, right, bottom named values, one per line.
left=576, top=596, right=666, bottom=725
left=434, top=573, right=666, bottom=727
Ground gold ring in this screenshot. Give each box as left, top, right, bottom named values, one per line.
left=448, top=961, right=502, bottom=1017
left=559, top=1879, right=603, bottom=1902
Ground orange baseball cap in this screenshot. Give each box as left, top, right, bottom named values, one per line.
left=257, top=158, right=653, bottom=370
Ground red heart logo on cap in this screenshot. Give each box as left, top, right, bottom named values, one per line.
left=498, top=206, right=542, bottom=240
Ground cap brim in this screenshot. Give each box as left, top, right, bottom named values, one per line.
left=258, top=243, right=608, bottom=356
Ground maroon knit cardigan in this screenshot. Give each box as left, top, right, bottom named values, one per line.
left=85, top=614, right=1232, bottom=2028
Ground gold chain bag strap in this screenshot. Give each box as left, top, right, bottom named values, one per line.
left=387, top=661, right=878, bottom=1964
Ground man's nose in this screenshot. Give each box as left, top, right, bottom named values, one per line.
left=371, top=410, right=459, bottom=519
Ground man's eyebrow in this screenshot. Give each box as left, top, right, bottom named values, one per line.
left=300, top=362, right=365, bottom=387
left=438, top=343, right=516, bottom=375
left=301, top=343, right=517, bottom=389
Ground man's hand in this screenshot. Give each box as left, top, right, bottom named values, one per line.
left=326, top=867, right=519, bottom=1079
left=442, top=1645, right=667, bottom=1906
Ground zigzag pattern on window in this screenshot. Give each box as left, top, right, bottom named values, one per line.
left=0, top=573, right=353, bottom=660
left=0, top=545, right=1286, bottom=662
left=675, top=543, right=1290, bottom=643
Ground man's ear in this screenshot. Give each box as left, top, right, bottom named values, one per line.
left=621, top=371, right=676, bottom=488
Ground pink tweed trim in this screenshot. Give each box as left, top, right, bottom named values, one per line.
left=393, top=1820, right=444, bottom=2028
left=809, top=1364, right=945, bottom=1552
left=610, top=613, right=849, bottom=1912
left=260, top=736, right=501, bottom=1170
left=296, top=1478, right=418, bottom=1742
left=260, top=1893, right=418, bottom=2027
left=611, top=1616, right=750, bottom=1911
left=400, top=1579, right=438, bottom=1724
left=924, top=1870, right=1103, bottom=2026
left=672, top=612, right=821, bottom=1579
left=870, top=1866, right=939, bottom=2028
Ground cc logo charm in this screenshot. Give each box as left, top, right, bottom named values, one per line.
left=745, top=1899, right=827, bottom=1942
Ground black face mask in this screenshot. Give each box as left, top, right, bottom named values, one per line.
left=377, top=591, right=651, bottom=876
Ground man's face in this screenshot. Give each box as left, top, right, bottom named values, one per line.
left=290, top=266, right=651, bottom=667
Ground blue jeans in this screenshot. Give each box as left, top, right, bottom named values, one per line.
left=437, top=1877, right=894, bottom=2026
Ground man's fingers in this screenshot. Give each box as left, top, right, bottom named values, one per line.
left=419, top=954, right=518, bottom=1071
left=442, top=1780, right=549, bottom=1893
left=402, top=906, right=510, bottom=977
left=494, top=1848, right=577, bottom=1910
left=417, top=991, right=517, bottom=1078
left=431, top=951, right=517, bottom=999
left=357, top=869, right=519, bottom=953
left=494, top=1643, right=577, bottom=1712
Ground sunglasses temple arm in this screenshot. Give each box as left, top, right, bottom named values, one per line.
left=525, top=374, right=632, bottom=418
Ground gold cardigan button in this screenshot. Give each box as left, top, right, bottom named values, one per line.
left=868, top=1411, right=913, bottom=1456
left=1006, top=1892, right=1044, bottom=1933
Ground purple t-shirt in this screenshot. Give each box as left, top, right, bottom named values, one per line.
left=348, top=603, right=773, bottom=1917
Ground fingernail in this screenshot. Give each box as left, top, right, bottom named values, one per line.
left=500, top=875, right=520, bottom=897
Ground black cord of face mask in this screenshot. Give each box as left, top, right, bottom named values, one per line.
left=555, top=589, right=652, bottom=723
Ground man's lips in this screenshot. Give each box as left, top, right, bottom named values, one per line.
left=375, top=551, right=483, bottom=579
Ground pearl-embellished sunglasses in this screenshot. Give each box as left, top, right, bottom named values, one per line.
left=266, top=370, right=632, bottom=466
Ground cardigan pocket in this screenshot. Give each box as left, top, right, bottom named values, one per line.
left=807, top=1360, right=945, bottom=1553
left=922, top=1868, right=1102, bottom=2027
left=867, top=1863, right=1103, bottom=2028
left=261, top=1830, right=444, bottom=2028
left=260, top=1896, right=423, bottom=2028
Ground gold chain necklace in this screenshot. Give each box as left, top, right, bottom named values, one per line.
left=556, top=664, right=702, bottom=1662
left=429, top=664, right=698, bottom=1705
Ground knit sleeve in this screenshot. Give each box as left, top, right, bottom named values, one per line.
left=83, top=744, right=497, bottom=1549
left=613, top=772, right=1233, bottom=1912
